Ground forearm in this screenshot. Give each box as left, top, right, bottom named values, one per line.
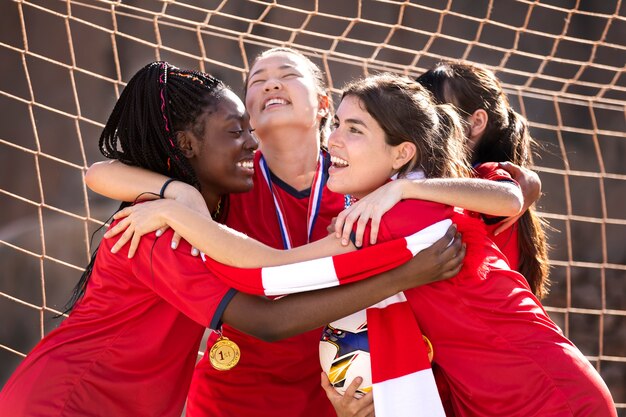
left=402, top=178, right=523, bottom=216
left=223, top=223, right=463, bottom=341
left=160, top=202, right=351, bottom=267
left=225, top=267, right=406, bottom=342
left=158, top=203, right=282, bottom=267
left=86, top=161, right=195, bottom=202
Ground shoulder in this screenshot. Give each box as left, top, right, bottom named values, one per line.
left=473, top=162, right=515, bottom=184
left=379, top=200, right=453, bottom=242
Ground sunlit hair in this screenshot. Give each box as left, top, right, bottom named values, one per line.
left=65, top=62, right=227, bottom=313
left=245, top=47, right=332, bottom=144
left=100, top=61, right=226, bottom=187
left=417, top=61, right=550, bottom=298
left=341, top=73, right=472, bottom=180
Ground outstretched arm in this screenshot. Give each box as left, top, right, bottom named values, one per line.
left=335, top=176, right=523, bottom=247
left=86, top=160, right=207, bottom=212
left=222, top=224, right=464, bottom=342
left=106, top=199, right=352, bottom=267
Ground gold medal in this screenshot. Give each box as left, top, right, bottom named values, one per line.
left=422, top=335, right=434, bottom=362
left=209, top=335, right=240, bottom=371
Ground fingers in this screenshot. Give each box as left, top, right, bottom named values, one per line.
left=327, top=217, right=338, bottom=235
left=432, top=224, right=457, bottom=252
left=321, top=372, right=341, bottom=401
left=112, top=207, right=132, bottom=221
left=128, top=231, right=142, bottom=259
left=339, top=209, right=359, bottom=246
left=334, top=210, right=348, bottom=239
left=353, top=207, right=372, bottom=248
left=356, top=393, right=375, bottom=417
left=434, top=230, right=466, bottom=280
left=343, top=376, right=363, bottom=399
left=103, top=217, right=131, bottom=239
left=498, top=161, right=520, bottom=175
left=155, top=227, right=168, bottom=237
left=110, top=224, right=135, bottom=254
left=494, top=216, right=517, bottom=235
left=171, top=232, right=182, bottom=250
left=440, top=241, right=466, bottom=279
left=368, top=213, right=381, bottom=246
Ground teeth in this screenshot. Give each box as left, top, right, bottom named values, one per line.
left=330, top=155, right=349, bottom=167
left=264, top=98, right=287, bottom=109
left=237, top=160, right=254, bottom=169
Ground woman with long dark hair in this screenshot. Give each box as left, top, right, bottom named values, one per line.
left=0, top=63, right=464, bottom=417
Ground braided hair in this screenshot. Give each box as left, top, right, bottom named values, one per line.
left=64, top=62, right=226, bottom=313
left=417, top=61, right=551, bottom=299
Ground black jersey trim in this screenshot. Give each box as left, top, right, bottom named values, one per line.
left=268, top=152, right=331, bottom=199
left=209, top=287, right=238, bottom=330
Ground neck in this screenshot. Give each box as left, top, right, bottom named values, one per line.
left=259, top=129, right=321, bottom=191
left=201, top=190, right=222, bottom=218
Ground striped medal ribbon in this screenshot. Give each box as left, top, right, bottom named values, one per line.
left=259, top=151, right=326, bottom=249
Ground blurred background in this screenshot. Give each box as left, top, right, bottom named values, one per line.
left=1, top=0, right=625, bottom=413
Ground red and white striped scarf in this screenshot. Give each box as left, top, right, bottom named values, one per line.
left=201, top=219, right=451, bottom=416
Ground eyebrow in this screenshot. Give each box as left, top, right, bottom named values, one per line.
left=335, top=115, right=368, bottom=128
left=249, top=64, right=298, bottom=79
left=223, top=110, right=251, bottom=122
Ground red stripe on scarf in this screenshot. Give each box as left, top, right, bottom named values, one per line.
left=333, top=240, right=413, bottom=285
left=367, top=301, right=431, bottom=383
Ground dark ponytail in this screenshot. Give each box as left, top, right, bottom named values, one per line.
left=63, top=62, right=226, bottom=313
left=418, top=61, right=551, bottom=298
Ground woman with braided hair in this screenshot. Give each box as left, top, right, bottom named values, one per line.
left=83, top=49, right=534, bottom=417
left=0, top=62, right=466, bottom=417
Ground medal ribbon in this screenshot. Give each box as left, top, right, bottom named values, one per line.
left=259, top=151, right=325, bottom=249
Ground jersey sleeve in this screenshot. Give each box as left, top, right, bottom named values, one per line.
left=126, top=226, right=236, bottom=330
left=354, top=200, right=452, bottom=248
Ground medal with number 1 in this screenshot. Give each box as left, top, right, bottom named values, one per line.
left=209, top=331, right=241, bottom=371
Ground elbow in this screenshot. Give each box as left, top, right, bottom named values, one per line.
left=504, top=183, right=524, bottom=216
left=234, top=312, right=297, bottom=343
left=84, top=161, right=108, bottom=193
left=246, top=323, right=293, bottom=343
left=84, top=164, right=97, bottom=191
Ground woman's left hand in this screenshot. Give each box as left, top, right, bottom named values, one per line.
left=104, top=199, right=175, bottom=258
left=321, top=373, right=375, bottom=417
left=334, top=180, right=406, bottom=247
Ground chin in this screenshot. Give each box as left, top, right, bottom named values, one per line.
left=327, top=181, right=350, bottom=196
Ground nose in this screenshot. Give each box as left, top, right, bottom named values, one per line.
left=244, top=130, right=259, bottom=151
left=328, top=129, right=342, bottom=150
left=263, top=77, right=281, bottom=92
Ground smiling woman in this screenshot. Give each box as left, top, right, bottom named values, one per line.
left=101, top=73, right=617, bottom=417
left=0, top=63, right=465, bottom=417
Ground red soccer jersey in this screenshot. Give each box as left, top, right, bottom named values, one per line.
left=187, top=151, right=344, bottom=417
left=360, top=200, right=616, bottom=417
left=0, top=225, right=233, bottom=417
left=473, top=161, right=521, bottom=271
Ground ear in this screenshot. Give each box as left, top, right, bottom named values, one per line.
left=391, top=142, right=417, bottom=171
left=317, top=94, right=330, bottom=119
left=468, top=109, right=488, bottom=140
left=176, top=131, right=195, bottom=159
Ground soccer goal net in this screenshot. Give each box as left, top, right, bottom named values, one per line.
left=0, top=0, right=624, bottom=410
